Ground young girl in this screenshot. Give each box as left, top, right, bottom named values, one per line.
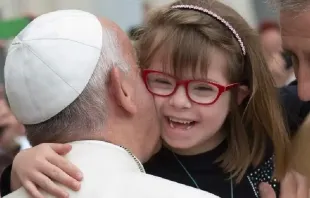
left=1, top=0, right=292, bottom=198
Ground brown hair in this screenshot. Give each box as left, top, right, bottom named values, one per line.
left=291, top=114, right=310, bottom=186
left=137, top=0, right=290, bottom=182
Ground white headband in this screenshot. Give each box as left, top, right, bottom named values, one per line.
left=171, top=4, right=246, bottom=56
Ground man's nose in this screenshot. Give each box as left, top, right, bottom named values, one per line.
left=296, top=63, right=310, bottom=101
left=169, top=86, right=191, bottom=109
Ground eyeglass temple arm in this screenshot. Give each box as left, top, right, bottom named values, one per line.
left=224, top=83, right=240, bottom=91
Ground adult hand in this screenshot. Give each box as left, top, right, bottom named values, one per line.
left=259, top=171, right=309, bottom=198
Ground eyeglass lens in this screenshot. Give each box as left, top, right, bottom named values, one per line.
left=146, top=72, right=219, bottom=104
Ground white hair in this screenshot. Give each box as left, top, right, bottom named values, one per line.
left=26, top=27, right=130, bottom=146
left=269, top=0, right=310, bottom=11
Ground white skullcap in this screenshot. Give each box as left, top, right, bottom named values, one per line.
left=4, top=10, right=103, bottom=124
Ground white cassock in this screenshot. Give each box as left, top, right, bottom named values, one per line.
left=4, top=140, right=219, bottom=198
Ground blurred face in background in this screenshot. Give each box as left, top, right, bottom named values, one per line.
left=280, top=10, right=310, bottom=100
left=261, top=29, right=282, bottom=54
left=260, top=27, right=291, bottom=87
left=0, top=99, right=25, bottom=151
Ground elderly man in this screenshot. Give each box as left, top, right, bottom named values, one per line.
left=261, top=0, right=310, bottom=136
left=253, top=2, right=310, bottom=198
left=270, top=0, right=310, bottom=101
left=1, top=10, right=218, bottom=198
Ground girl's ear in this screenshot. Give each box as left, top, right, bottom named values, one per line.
left=237, top=85, right=249, bottom=105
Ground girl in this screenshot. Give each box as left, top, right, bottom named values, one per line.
left=1, top=0, right=292, bottom=198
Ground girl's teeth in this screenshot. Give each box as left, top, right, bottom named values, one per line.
left=168, top=117, right=195, bottom=130
left=169, top=117, right=192, bottom=124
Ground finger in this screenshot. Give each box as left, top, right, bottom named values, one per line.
left=31, top=172, right=69, bottom=198
left=47, top=153, right=83, bottom=181
left=293, top=171, right=308, bottom=198
left=49, top=144, right=72, bottom=155
left=259, top=182, right=276, bottom=198
left=280, top=171, right=297, bottom=198
left=41, top=162, right=81, bottom=191
left=23, top=180, right=44, bottom=198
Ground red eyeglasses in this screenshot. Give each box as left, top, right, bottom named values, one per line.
left=141, top=69, right=239, bottom=105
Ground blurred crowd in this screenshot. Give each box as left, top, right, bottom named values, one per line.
left=0, top=91, right=25, bottom=175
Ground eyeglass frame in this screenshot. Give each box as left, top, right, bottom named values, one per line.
left=141, top=69, right=239, bottom=105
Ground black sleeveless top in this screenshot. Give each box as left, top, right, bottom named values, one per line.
left=144, top=140, right=278, bottom=198
left=143, top=83, right=310, bottom=198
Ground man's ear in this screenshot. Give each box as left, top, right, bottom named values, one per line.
left=109, top=67, right=137, bottom=115
left=237, top=85, right=249, bottom=105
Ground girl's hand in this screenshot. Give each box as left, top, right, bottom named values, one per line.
left=11, top=143, right=83, bottom=198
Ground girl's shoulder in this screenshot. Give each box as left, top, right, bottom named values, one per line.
left=244, top=154, right=279, bottom=197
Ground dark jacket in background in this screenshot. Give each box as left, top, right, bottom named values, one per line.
left=280, top=81, right=310, bottom=133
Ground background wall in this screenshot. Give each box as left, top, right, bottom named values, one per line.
left=93, top=0, right=143, bottom=32
left=253, top=0, right=277, bottom=23
left=0, top=0, right=268, bottom=31
left=219, top=0, right=257, bottom=27
left=0, top=0, right=143, bottom=31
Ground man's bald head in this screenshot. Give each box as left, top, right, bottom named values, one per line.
left=272, top=0, right=310, bottom=101
left=98, top=17, right=137, bottom=71
left=4, top=10, right=160, bottom=161
left=22, top=13, right=132, bottom=145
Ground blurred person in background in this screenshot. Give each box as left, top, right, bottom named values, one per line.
left=269, top=0, right=310, bottom=193
left=0, top=38, right=27, bottom=182
left=266, top=0, right=310, bottom=136
left=259, top=21, right=295, bottom=87
left=271, top=0, right=310, bottom=101
left=0, top=87, right=25, bottom=187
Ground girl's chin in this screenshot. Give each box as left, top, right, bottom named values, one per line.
left=162, top=137, right=195, bottom=152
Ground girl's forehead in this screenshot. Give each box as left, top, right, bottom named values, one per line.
left=148, top=60, right=202, bottom=78
left=148, top=61, right=228, bottom=86
left=148, top=47, right=229, bottom=80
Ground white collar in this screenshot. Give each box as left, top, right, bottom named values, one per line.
left=286, top=73, right=296, bottom=85
left=66, top=140, right=145, bottom=173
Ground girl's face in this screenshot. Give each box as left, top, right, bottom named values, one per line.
left=147, top=48, right=233, bottom=155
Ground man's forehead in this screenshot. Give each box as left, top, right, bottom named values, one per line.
left=97, top=17, right=118, bottom=29
left=97, top=17, right=134, bottom=54
left=97, top=17, right=127, bottom=40
left=280, top=11, right=310, bottom=37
